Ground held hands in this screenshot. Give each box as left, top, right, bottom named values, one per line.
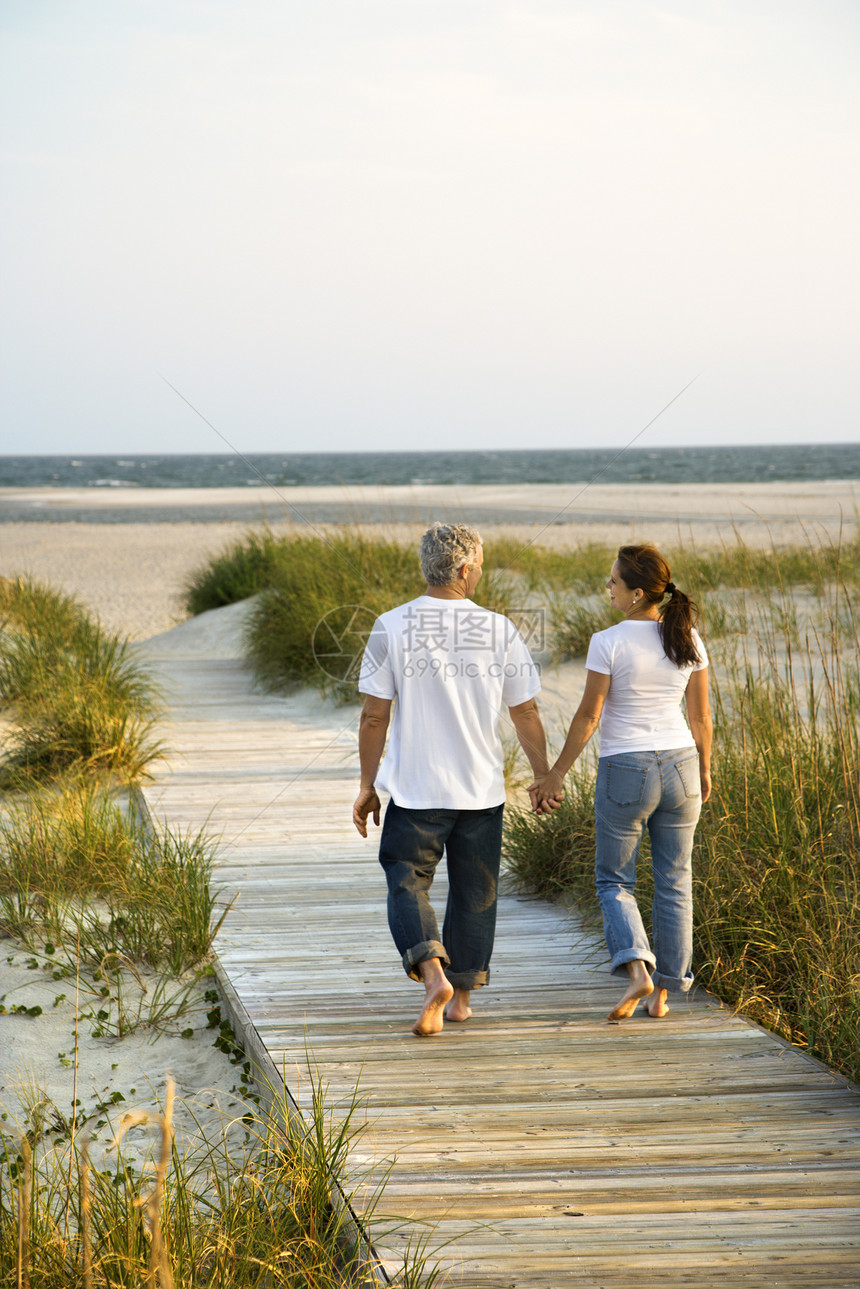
left=528, top=768, right=565, bottom=815
left=352, top=787, right=382, bottom=837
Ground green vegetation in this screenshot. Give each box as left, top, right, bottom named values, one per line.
left=549, top=595, right=617, bottom=661
left=505, top=570, right=860, bottom=1083
left=0, top=786, right=226, bottom=981
left=1, top=1067, right=440, bottom=1289
left=182, top=527, right=860, bottom=679
left=183, top=528, right=512, bottom=697
left=484, top=537, right=615, bottom=593
left=183, top=526, right=288, bottom=615
left=0, top=578, right=162, bottom=787
left=245, top=533, right=423, bottom=695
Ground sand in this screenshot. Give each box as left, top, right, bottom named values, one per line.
left=1, top=479, right=857, bottom=639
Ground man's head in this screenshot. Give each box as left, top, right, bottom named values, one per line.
left=419, top=522, right=483, bottom=592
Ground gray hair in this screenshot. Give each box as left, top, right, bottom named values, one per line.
left=419, top=522, right=483, bottom=586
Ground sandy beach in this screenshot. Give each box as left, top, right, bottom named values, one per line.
left=1, top=479, right=857, bottom=639
left=1, top=477, right=856, bottom=1171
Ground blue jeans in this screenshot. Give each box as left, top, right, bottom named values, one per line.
left=594, top=748, right=701, bottom=993
left=378, top=800, right=504, bottom=990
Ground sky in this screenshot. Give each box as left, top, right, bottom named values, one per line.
left=1, top=0, right=858, bottom=455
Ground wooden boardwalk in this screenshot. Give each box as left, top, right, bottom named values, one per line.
left=140, top=644, right=860, bottom=1288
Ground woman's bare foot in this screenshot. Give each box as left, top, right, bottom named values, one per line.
left=645, top=988, right=670, bottom=1017
left=413, top=959, right=454, bottom=1036
left=445, top=988, right=472, bottom=1022
left=607, top=960, right=654, bottom=1021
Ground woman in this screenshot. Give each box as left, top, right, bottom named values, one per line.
left=531, top=544, right=712, bottom=1021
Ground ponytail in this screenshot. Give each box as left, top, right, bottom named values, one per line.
left=659, top=584, right=701, bottom=668
left=615, top=545, right=701, bottom=668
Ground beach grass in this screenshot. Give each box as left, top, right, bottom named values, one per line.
left=0, top=786, right=224, bottom=976
left=0, top=578, right=162, bottom=787
left=182, top=526, right=287, bottom=615
left=1, top=1064, right=442, bottom=1288
left=182, top=526, right=860, bottom=677
left=184, top=528, right=513, bottom=697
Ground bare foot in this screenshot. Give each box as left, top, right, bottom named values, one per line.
left=645, top=988, right=670, bottom=1017
left=445, top=988, right=472, bottom=1023
left=413, top=961, right=454, bottom=1037
left=607, top=961, right=654, bottom=1021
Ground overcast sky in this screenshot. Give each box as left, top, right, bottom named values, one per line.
left=1, top=1, right=858, bottom=455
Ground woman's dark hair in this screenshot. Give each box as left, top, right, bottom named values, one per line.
left=615, top=544, right=702, bottom=668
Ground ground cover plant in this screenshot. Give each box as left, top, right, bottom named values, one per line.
left=0, top=578, right=162, bottom=786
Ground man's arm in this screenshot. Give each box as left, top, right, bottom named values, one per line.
left=684, top=667, right=713, bottom=802
left=353, top=695, right=393, bottom=836
left=508, top=697, right=553, bottom=795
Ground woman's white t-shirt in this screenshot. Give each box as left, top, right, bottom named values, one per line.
left=585, top=620, right=708, bottom=757
left=359, top=595, right=540, bottom=810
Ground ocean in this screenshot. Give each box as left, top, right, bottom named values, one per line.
left=1, top=443, right=859, bottom=490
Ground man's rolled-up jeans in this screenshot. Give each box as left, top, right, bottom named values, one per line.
left=595, top=747, right=702, bottom=993
left=378, top=800, right=504, bottom=990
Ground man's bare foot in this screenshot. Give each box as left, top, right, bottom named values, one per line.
left=607, top=960, right=654, bottom=1021
left=413, top=960, right=454, bottom=1037
left=446, top=988, right=472, bottom=1022
left=645, top=988, right=670, bottom=1017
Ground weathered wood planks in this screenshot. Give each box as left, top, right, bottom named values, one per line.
left=140, top=649, right=860, bottom=1287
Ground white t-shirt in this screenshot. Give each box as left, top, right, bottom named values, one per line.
left=358, top=595, right=541, bottom=810
left=585, top=620, right=708, bottom=758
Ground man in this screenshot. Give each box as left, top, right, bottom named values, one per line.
left=352, top=522, right=557, bottom=1037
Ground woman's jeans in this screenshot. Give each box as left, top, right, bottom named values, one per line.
left=378, top=800, right=504, bottom=990
left=595, top=748, right=701, bottom=993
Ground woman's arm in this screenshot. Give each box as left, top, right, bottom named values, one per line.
left=685, top=667, right=713, bottom=802
left=529, top=669, right=610, bottom=807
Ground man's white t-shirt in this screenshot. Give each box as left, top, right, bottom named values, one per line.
left=359, top=595, right=540, bottom=810
left=585, top=620, right=708, bottom=757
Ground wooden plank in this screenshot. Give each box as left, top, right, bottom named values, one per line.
left=140, top=652, right=860, bottom=1287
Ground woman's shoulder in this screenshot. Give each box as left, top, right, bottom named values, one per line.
left=589, top=620, right=623, bottom=647
left=593, top=619, right=659, bottom=643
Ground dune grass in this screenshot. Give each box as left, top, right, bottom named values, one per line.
left=244, top=532, right=423, bottom=695
left=1, top=1066, right=441, bottom=1289
left=0, top=785, right=227, bottom=983
left=0, top=578, right=162, bottom=787
left=182, top=526, right=860, bottom=679
left=183, top=526, right=288, bottom=616
left=184, top=528, right=513, bottom=697
left=505, top=568, right=860, bottom=1082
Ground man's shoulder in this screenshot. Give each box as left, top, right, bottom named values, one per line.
left=373, top=596, right=428, bottom=624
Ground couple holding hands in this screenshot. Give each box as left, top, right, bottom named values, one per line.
left=353, top=523, right=712, bottom=1037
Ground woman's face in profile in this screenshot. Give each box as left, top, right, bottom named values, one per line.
left=606, top=560, right=636, bottom=615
